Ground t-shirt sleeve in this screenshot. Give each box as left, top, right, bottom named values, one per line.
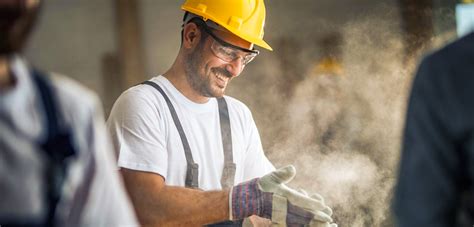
left=107, top=88, right=169, bottom=178
left=242, top=107, right=275, bottom=181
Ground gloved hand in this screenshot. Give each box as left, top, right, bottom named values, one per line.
left=230, top=165, right=337, bottom=226
left=293, top=190, right=338, bottom=227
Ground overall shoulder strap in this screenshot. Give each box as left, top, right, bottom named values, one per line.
left=32, top=69, right=76, bottom=227
left=216, top=97, right=236, bottom=189
left=142, top=81, right=199, bottom=188
left=142, top=81, right=236, bottom=189
left=207, top=98, right=240, bottom=227
left=32, top=69, right=60, bottom=139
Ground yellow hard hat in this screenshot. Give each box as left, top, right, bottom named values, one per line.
left=181, top=0, right=272, bottom=51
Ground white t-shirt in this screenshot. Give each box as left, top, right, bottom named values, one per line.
left=0, top=56, right=138, bottom=226
left=107, top=75, right=274, bottom=190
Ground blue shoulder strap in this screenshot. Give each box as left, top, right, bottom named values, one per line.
left=32, top=69, right=76, bottom=227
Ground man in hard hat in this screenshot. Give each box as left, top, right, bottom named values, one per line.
left=0, top=0, right=137, bottom=226
left=393, top=32, right=474, bottom=226
left=107, top=0, right=337, bottom=226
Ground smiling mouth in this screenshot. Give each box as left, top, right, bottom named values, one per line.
left=214, top=71, right=228, bottom=88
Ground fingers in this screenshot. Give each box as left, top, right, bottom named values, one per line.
left=310, top=193, right=324, bottom=202
left=295, top=189, right=324, bottom=203
left=297, top=188, right=309, bottom=197
left=268, top=165, right=296, bottom=184
left=258, top=166, right=336, bottom=226
left=291, top=189, right=331, bottom=216
left=320, top=203, right=332, bottom=216
left=259, top=166, right=296, bottom=191
left=278, top=184, right=330, bottom=215
left=294, top=189, right=328, bottom=215
left=312, top=210, right=333, bottom=223
left=308, top=219, right=338, bottom=227
left=286, top=200, right=333, bottom=224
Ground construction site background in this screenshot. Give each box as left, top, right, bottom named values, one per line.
left=24, top=1, right=465, bottom=226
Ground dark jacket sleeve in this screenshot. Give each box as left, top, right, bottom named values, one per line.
left=393, top=33, right=474, bottom=227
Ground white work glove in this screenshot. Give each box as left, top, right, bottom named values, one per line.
left=230, top=165, right=337, bottom=226
left=292, top=190, right=338, bottom=227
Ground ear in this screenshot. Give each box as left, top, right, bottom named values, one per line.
left=182, top=22, right=202, bottom=49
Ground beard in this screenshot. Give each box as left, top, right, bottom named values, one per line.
left=0, top=1, right=40, bottom=54
left=183, top=40, right=233, bottom=98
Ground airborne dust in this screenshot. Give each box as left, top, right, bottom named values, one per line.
left=227, top=4, right=436, bottom=226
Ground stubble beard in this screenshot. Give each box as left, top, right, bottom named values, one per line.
left=183, top=41, right=232, bottom=98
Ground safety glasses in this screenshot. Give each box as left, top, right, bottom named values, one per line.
left=192, top=18, right=260, bottom=66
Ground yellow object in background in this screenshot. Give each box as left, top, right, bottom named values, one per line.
left=312, top=57, right=344, bottom=76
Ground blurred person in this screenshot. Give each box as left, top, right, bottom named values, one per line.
left=0, top=0, right=138, bottom=226
left=394, top=32, right=474, bottom=226
left=107, top=0, right=337, bottom=226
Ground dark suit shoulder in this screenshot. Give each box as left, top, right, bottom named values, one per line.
left=426, top=32, right=474, bottom=68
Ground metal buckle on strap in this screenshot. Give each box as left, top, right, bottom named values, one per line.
left=221, top=163, right=236, bottom=189
left=186, top=163, right=200, bottom=189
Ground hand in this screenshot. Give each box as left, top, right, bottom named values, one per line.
left=243, top=215, right=272, bottom=227
left=230, top=165, right=336, bottom=226
left=309, top=221, right=338, bottom=227
left=297, top=190, right=338, bottom=227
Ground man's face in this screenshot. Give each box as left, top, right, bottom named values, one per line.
left=183, top=24, right=255, bottom=98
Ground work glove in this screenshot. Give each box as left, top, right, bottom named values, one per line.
left=230, top=165, right=337, bottom=226
left=293, top=190, right=337, bottom=227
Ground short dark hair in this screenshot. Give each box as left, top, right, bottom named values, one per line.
left=180, top=13, right=209, bottom=47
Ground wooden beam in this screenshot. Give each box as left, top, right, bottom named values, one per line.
left=114, top=0, right=145, bottom=88
left=399, top=0, right=434, bottom=60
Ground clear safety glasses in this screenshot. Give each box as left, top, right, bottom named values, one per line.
left=194, top=19, right=260, bottom=66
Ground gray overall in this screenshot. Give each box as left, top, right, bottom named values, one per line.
left=142, top=81, right=241, bottom=226
left=142, top=81, right=236, bottom=190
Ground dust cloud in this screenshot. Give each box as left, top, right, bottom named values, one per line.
left=272, top=13, right=411, bottom=227
left=229, top=5, right=419, bottom=227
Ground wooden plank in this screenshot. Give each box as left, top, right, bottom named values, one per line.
left=115, top=0, right=145, bottom=88
left=399, top=0, right=434, bottom=60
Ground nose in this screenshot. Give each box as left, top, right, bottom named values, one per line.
left=225, top=58, right=245, bottom=77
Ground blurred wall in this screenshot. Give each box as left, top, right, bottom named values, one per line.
left=23, top=1, right=458, bottom=114
left=25, top=0, right=116, bottom=104
left=140, top=0, right=181, bottom=78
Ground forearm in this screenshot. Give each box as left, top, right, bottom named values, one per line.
left=121, top=169, right=230, bottom=226
left=152, top=186, right=229, bottom=225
